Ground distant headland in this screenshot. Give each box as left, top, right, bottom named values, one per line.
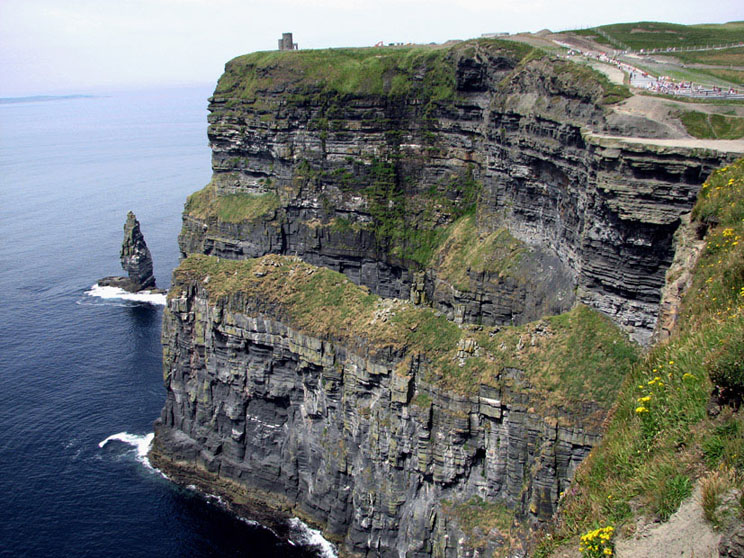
left=0, top=95, right=95, bottom=105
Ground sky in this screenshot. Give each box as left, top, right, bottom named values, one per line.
left=1, top=0, right=742, bottom=97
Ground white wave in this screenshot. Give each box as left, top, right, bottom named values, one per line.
left=289, top=517, right=337, bottom=558
left=86, top=284, right=166, bottom=306
left=99, top=431, right=155, bottom=469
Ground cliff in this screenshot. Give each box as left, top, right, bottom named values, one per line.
left=177, top=40, right=736, bottom=344
left=152, top=39, right=742, bottom=557
left=151, top=254, right=637, bottom=557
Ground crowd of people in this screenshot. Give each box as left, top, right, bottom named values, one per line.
left=559, top=44, right=744, bottom=100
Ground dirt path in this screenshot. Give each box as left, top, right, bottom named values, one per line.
left=615, top=485, right=720, bottom=558
left=587, top=132, right=744, bottom=153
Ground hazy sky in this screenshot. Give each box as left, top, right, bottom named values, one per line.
left=1, top=0, right=742, bottom=96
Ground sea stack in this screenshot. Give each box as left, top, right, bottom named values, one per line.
left=120, top=211, right=156, bottom=290
left=99, top=211, right=157, bottom=292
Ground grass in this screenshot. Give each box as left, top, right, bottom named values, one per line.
left=214, top=39, right=530, bottom=102
left=679, top=111, right=744, bottom=139
left=184, top=180, right=280, bottom=223
left=441, top=497, right=523, bottom=553
left=670, top=46, right=744, bottom=67
left=432, top=214, right=525, bottom=290
left=576, top=21, right=744, bottom=52
left=547, top=158, right=744, bottom=553
left=213, top=37, right=630, bottom=113
left=701, top=466, right=743, bottom=528
left=172, top=254, right=637, bottom=424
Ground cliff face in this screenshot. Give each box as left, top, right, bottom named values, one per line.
left=151, top=255, right=636, bottom=557
left=178, top=42, right=733, bottom=343
left=154, top=40, right=738, bottom=556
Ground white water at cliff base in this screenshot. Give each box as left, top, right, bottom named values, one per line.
left=289, top=518, right=338, bottom=558
left=99, top=432, right=155, bottom=469
left=86, top=284, right=166, bottom=305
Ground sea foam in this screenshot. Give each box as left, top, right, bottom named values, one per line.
left=289, top=517, right=338, bottom=558
left=86, top=284, right=166, bottom=306
left=99, top=432, right=155, bottom=469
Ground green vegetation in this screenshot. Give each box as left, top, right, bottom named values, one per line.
left=577, top=21, right=744, bottom=52
left=362, top=160, right=482, bottom=267
left=679, top=110, right=744, bottom=139
left=441, top=497, right=521, bottom=551
left=215, top=39, right=529, bottom=102
left=545, top=159, right=744, bottom=554
left=432, top=215, right=525, bottom=290
left=579, top=525, right=614, bottom=558
left=671, top=46, right=744, bottom=71
left=184, top=180, right=280, bottom=223
left=213, top=37, right=629, bottom=111
left=670, top=46, right=744, bottom=87
left=173, top=254, right=636, bottom=423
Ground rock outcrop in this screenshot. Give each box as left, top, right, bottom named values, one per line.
left=100, top=211, right=157, bottom=292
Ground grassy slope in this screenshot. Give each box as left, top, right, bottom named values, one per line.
left=576, top=21, right=744, bottom=51
left=213, top=38, right=629, bottom=106
left=184, top=180, right=280, bottom=223
left=541, top=159, right=744, bottom=556
left=173, top=254, right=637, bottom=425
left=666, top=46, right=744, bottom=87
left=679, top=111, right=744, bottom=139
left=431, top=214, right=525, bottom=291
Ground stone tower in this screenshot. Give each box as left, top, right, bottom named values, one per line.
left=278, top=32, right=298, bottom=51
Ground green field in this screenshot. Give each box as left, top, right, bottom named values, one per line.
left=574, top=21, right=744, bottom=51
left=679, top=111, right=744, bottom=139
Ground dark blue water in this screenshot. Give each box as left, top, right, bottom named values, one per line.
left=0, top=89, right=325, bottom=557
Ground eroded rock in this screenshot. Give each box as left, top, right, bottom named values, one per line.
left=99, top=211, right=158, bottom=292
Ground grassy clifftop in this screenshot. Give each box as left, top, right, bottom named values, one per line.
left=213, top=39, right=529, bottom=101
left=212, top=38, right=628, bottom=106
left=173, top=253, right=637, bottom=424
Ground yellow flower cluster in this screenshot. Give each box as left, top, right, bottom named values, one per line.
left=580, top=526, right=615, bottom=557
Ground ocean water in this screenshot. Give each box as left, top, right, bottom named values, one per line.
left=0, top=88, right=328, bottom=557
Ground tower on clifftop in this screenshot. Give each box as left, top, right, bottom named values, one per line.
left=278, top=32, right=298, bottom=50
